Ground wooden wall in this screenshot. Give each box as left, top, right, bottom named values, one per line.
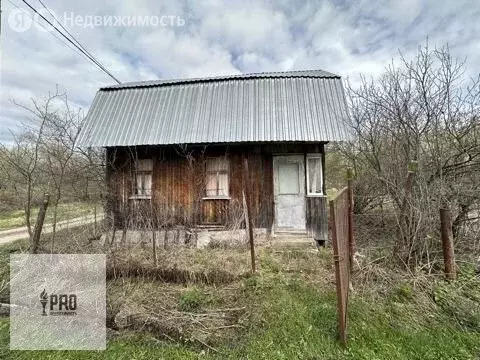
left=305, top=196, right=328, bottom=242
left=105, top=142, right=327, bottom=234
left=105, top=144, right=275, bottom=230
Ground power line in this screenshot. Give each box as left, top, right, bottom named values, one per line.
left=36, top=0, right=114, bottom=82
left=7, top=0, right=87, bottom=59
left=23, top=0, right=121, bottom=84
left=20, top=0, right=121, bottom=84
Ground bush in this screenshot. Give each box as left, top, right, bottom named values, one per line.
left=178, top=288, right=204, bottom=312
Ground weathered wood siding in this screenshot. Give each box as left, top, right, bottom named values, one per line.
left=106, top=143, right=327, bottom=234
left=305, top=143, right=328, bottom=241
left=305, top=196, right=329, bottom=241
left=106, top=145, right=275, bottom=229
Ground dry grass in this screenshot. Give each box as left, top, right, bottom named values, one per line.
left=350, top=246, right=480, bottom=333
left=106, top=247, right=250, bottom=285
left=102, top=241, right=334, bottom=350
left=107, top=279, right=248, bottom=349
left=2, top=223, right=480, bottom=358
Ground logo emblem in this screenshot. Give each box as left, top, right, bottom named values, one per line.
left=38, top=288, right=77, bottom=316
left=39, top=289, right=48, bottom=316
left=8, top=8, right=33, bottom=33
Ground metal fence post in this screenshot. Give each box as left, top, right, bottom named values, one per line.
left=330, top=188, right=350, bottom=346
left=243, top=156, right=256, bottom=274
left=346, top=168, right=355, bottom=265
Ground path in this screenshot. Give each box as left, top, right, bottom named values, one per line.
left=0, top=213, right=104, bottom=246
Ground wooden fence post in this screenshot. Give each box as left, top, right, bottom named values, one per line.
left=94, top=205, right=97, bottom=238
left=243, top=156, right=256, bottom=273
left=151, top=203, right=158, bottom=266
left=346, top=168, right=355, bottom=265
left=152, top=230, right=158, bottom=265
left=440, top=208, right=456, bottom=280
left=31, top=193, right=50, bottom=254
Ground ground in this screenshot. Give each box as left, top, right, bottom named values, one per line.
left=0, top=225, right=479, bottom=359
left=0, top=201, right=99, bottom=231
left=0, top=201, right=102, bottom=245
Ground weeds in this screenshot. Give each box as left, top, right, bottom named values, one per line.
left=178, top=288, right=205, bottom=312
left=0, top=225, right=479, bottom=359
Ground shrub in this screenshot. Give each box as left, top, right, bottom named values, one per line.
left=178, top=288, right=204, bottom=312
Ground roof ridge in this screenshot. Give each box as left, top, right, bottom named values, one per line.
left=100, top=69, right=340, bottom=91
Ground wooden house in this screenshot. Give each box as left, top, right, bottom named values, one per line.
left=77, top=70, right=350, bottom=242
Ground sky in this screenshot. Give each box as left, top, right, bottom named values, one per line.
left=0, top=0, right=479, bottom=143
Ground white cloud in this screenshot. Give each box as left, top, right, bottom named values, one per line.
left=1, top=0, right=479, bottom=142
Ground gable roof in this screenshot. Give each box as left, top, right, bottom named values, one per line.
left=76, top=69, right=350, bottom=147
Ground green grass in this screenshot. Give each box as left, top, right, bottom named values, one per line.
left=0, top=320, right=198, bottom=359
left=1, top=275, right=478, bottom=359
left=225, top=271, right=480, bottom=360
left=0, top=230, right=479, bottom=359
left=0, top=202, right=99, bottom=231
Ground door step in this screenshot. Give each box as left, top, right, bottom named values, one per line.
left=273, top=230, right=309, bottom=237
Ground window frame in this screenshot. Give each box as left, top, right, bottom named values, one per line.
left=130, top=158, right=153, bottom=200
left=306, top=154, right=324, bottom=197
left=203, top=156, right=230, bottom=199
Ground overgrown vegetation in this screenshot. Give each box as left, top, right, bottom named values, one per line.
left=0, top=201, right=98, bottom=231
left=1, top=41, right=479, bottom=359
left=0, top=89, right=104, bottom=251
left=0, top=225, right=479, bottom=359
left=339, top=43, right=480, bottom=269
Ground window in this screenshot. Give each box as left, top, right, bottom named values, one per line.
left=205, top=157, right=229, bottom=198
left=134, top=159, right=153, bottom=198
left=278, top=162, right=300, bottom=194
left=307, top=155, right=323, bottom=196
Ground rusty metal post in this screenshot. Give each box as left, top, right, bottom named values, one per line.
left=346, top=168, right=355, bottom=265
left=330, top=198, right=347, bottom=346
left=440, top=208, right=456, bottom=280
left=31, top=193, right=50, bottom=254
left=243, top=156, right=256, bottom=273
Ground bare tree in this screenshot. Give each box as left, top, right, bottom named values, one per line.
left=0, top=89, right=104, bottom=252
left=0, top=92, right=55, bottom=244
left=343, top=42, right=480, bottom=267
left=40, top=93, right=85, bottom=251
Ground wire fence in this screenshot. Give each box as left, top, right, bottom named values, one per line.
left=353, top=206, right=480, bottom=271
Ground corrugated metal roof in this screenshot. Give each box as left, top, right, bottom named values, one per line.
left=100, top=69, right=340, bottom=90
left=77, top=70, right=350, bottom=147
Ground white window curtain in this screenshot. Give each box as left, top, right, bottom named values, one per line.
left=206, top=157, right=229, bottom=197
left=135, top=159, right=153, bottom=197
left=307, top=157, right=323, bottom=195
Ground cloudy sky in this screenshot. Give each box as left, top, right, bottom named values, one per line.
left=1, top=0, right=479, bottom=142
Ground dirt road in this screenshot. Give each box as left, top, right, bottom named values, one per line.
left=0, top=214, right=104, bottom=246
